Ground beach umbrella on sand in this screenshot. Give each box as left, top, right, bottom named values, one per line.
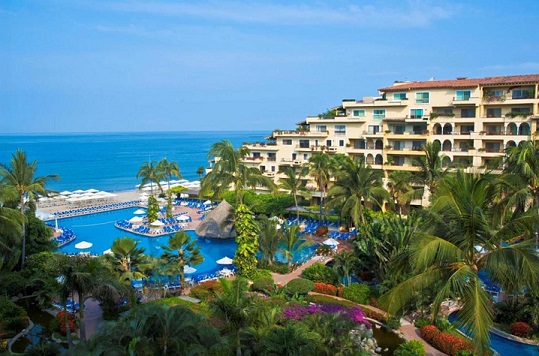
left=184, top=265, right=196, bottom=274
left=129, top=216, right=143, bottom=223
left=60, top=191, right=72, bottom=196
left=216, top=256, right=234, bottom=265
left=73, top=189, right=85, bottom=194
left=75, top=241, right=93, bottom=249
left=134, top=209, right=146, bottom=215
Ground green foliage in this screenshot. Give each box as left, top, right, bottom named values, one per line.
left=393, top=340, right=426, bottom=356
left=302, top=263, right=339, bottom=285
left=414, top=317, right=433, bottom=329
left=265, top=261, right=290, bottom=274
left=435, top=317, right=455, bottom=332
left=225, top=190, right=295, bottom=216
left=189, top=280, right=224, bottom=301
left=0, top=271, right=26, bottom=297
left=25, top=214, right=56, bottom=256
left=306, top=294, right=356, bottom=307
left=234, top=204, right=260, bottom=276
left=285, top=278, right=315, bottom=296
left=343, top=282, right=370, bottom=304
left=146, top=195, right=159, bottom=223
left=0, top=296, right=28, bottom=337
left=385, top=316, right=401, bottom=330
left=248, top=268, right=272, bottom=280
left=251, top=277, right=275, bottom=294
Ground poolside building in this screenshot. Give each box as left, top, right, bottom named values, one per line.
left=232, top=74, right=539, bottom=204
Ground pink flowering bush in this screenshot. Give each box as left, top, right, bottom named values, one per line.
left=283, top=303, right=371, bottom=329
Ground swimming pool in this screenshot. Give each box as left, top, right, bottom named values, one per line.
left=56, top=208, right=237, bottom=278
left=448, top=313, right=539, bottom=355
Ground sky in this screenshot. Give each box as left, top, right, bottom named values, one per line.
left=1, top=0, right=539, bottom=134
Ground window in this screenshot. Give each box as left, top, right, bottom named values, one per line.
left=334, top=125, right=346, bottom=135
left=373, top=109, right=386, bottom=120
left=368, top=125, right=380, bottom=134
left=393, top=93, right=407, bottom=100
left=282, top=139, right=292, bottom=145
left=410, top=109, right=424, bottom=119
left=339, top=140, right=345, bottom=147
left=315, top=125, right=327, bottom=132
left=353, top=109, right=366, bottom=117
left=512, top=89, right=532, bottom=99
left=511, top=107, right=531, bottom=113
left=461, top=108, right=476, bottom=118
left=486, top=108, right=501, bottom=118
left=271, top=166, right=275, bottom=172
left=455, top=90, right=471, bottom=101
left=415, top=92, right=429, bottom=104
left=267, top=153, right=276, bottom=161
left=326, top=140, right=332, bottom=147
left=298, top=139, right=310, bottom=148
left=303, top=153, right=309, bottom=160
left=435, top=108, right=454, bottom=115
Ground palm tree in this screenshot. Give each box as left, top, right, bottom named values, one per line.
left=279, top=166, right=309, bottom=221
left=257, top=217, right=281, bottom=266
left=279, top=224, right=314, bottom=268
left=308, top=153, right=333, bottom=222
left=201, top=140, right=275, bottom=204
left=332, top=250, right=359, bottom=286
left=326, top=157, right=390, bottom=232
left=411, top=141, right=445, bottom=201
left=157, top=158, right=182, bottom=193
left=387, top=170, right=418, bottom=216
left=0, top=182, right=24, bottom=269
left=262, top=323, right=321, bottom=355
left=196, top=165, right=206, bottom=179
left=380, top=171, right=539, bottom=355
left=107, top=237, right=146, bottom=285
left=136, top=161, right=163, bottom=196
left=0, top=149, right=58, bottom=269
left=209, top=277, right=256, bottom=356
left=161, top=231, right=203, bottom=290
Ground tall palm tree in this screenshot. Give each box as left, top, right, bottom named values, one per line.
left=332, top=250, right=359, bottom=286
left=196, top=166, right=206, bottom=179
left=279, top=224, right=314, bottom=268
left=0, top=149, right=58, bottom=269
left=161, top=231, right=203, bottom=290
left=411, top=141, right=445, bottom=202
left=0, top=182, right=24, bottom=268
left=279, top=166, right=310, bottom=221
left=262, top=323, right=321, bottom=355
left=107, top=237, right=146, bottom=285
left=387, top=170, right=418, bottom=216
left=308, top=153, right=333, bottom=222
left=257, top=217, right=281, bottom=266
left=380, top=171, right=539, bottom=355
left=326, top=157, right=390, bottom=231
left=136, top=161, right=163, bottom=196
left=157, top=158, right=182, bottom=193
left=201, top=140, right=275, bottom=204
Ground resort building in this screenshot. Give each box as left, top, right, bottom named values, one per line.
left=234, top=74, right=539, bottom=197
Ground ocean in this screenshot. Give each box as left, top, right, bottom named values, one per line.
left=0, top=131, right=268, bottom=192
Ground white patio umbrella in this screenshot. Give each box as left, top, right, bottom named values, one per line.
left=60, top=191, right=72, bottom=196
left=180, top=193, right=189, bottom=198
left=103, top=249, right=113, bottom=255
left=150, top=220, right=165, bottom=227
left=86, top=188, right=99, bottom=193
left=75, top=241, right=93, bottom=249
left=134, top=209, right=146, bottom=215
left=176, top=215, right=190, bottom=222
left=203, top=200, right=212, bottom=205
left=73, top=189, right=85, bottom=194
left=323, top=238, right=340, bottom=247
left=184, top=265, right=197, bottom=274
left=129, top=216, right=144, bottom=223
left=216, top=256, right=234, bottom=265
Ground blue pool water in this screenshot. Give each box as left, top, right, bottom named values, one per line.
left=448, top=313, right=539, bottom=355
left=56, top=208, right=237, bottom=278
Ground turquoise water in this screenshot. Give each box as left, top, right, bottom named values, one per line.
left=0, top=131, right=267, bottom=192
left=448, top=313, right=539, bottom=355
left=56, top=208, right=237, bottom=278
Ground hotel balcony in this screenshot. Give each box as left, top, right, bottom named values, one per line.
left=243, top=143, right=279, bottom=150
left=451, top=96, right=480, bottom=105
left=280, top=158, right=306, bottom=166
left=386, top=147, right=426, bottom=156
left=385, top=131, right=428, bottom=139
left=341, top=99, right=408, bottom=108
left=384, top=164, right=421, bottom=172
left=272, top=130, right=329, bottom=138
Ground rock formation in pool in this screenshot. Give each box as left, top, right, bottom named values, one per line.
left=195, top=200, right=236, bottom=239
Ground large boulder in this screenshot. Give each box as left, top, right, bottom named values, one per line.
left=195, top=200, right=236, bottom=239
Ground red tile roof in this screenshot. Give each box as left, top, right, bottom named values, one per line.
left=379, top=74, right=539, bottom=92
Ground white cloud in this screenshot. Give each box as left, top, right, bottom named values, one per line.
left=94, top=0, right=457, bottom=28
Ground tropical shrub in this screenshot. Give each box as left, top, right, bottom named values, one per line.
left=251, top=277, right=275, bottom=294
left=385, top=316, right=401, bottom=330
left=313, top=282, right=337, bottom=296
left=393, top=340, right=426, bottom=356
left=306, top=294, right=356, bottom=307
left=283, top=303, right=371, bottom=328
left=414, top=317, right=432, bottom=329
left=266, top=261, right=290, bottom=274
left=249, top=269, right=272, bottom=280
left=285, top=278, right=314, bottom=296
left=421, top=325, right=474, bottom=356
left=316, top=245, right=333, bottom=256
left=343, top=282, right=370, bottom=304
left=189, top=280, right=224, bottom=301
left=234, top=204, right=260, bottom=276
left=301, top=263, right=339, bottom=285
left=55, top=311, right=76, bottom=336
left=362, top=307, right=387, bottom=322
left=510, top=321, right=532, bottom=338
left=435, top=317, right=455, bottom=332
left=0, top=272, right=26, bottom=297
left=0, top=297, right=28, bottom=337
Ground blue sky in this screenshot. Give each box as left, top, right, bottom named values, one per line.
left=1, top=0, right=538, bottom=133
